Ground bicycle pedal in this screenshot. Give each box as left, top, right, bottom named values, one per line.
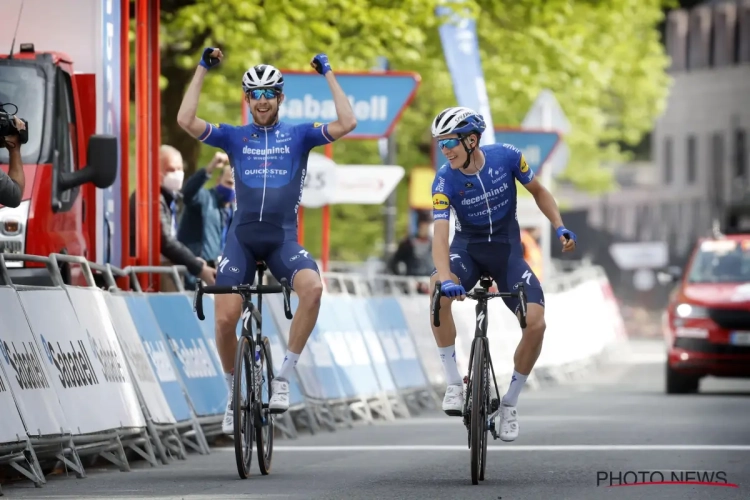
left=490, top=398, right=500, bottom=413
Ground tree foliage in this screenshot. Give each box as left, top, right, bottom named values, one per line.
left=153, top=0, right=672, bottom=261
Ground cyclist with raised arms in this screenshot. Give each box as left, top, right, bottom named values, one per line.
left=177, top=48, right=357, bottom=434
left=429, top=106, right=577, bottom=442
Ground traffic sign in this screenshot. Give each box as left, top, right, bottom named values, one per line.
left=303, top=153, right=405, bottom=206
left=432, top=128, right=561, bottom=176
left=522, top=89, right=571, bottom=177
left=243, top=70, right=421, bottom=139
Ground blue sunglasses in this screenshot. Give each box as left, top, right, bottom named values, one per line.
left=438, top=138, right=462, bottom=150
left=248, top=89, right=281, bottom=100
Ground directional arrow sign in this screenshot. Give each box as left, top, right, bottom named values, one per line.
left=432, top=128, right=561, bottom=176
left=243, top=70, right=421, bottom=139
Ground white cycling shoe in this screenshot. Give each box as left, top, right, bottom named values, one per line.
left=268, top=378, right=290, bottom=413
left=442, top=383, right=464, bottom=416
left=221, top=394, right=234, bottom=435
left=497, top=405, right=519, bottom=442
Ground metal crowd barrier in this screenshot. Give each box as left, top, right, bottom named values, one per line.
left=0, top=252, right=627, bottom=494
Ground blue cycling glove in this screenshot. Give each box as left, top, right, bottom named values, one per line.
left=199, top=47, right=221, bottom=70
left=311, top=53, right=332, bottom=75
left=440, top=280, right=466, bottom=298
left=556, top=226, right=577, bottom=243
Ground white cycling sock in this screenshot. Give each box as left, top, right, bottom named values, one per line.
left=501, top=370, right=528, bottom=407
left=224, top=372, right=233, bottom=393
left=438, top=345, right=463, bottom=386
left=276, top=350, right=300, bottom=381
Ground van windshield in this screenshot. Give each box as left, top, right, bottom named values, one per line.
left=0, top=61, right=46, bottom=165
left=687, top=239, right=750, bottom=283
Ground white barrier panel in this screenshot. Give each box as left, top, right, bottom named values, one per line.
left=0, top=287, right=70, bottom=436
left=17, top=288, right=142, bottom=434
left=0, top=359, right=26, bottom=444
left=64, top=287, right=145, bottom=429
left=398, top=295, right=446, bottom=388
left=104, top=294, right=177, bottom=425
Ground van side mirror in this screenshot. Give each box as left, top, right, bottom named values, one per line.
left=58, top=135, right=118, bottom=191
left=656, top=265, right=682, bottom=285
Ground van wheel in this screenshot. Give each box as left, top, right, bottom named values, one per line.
left=666, top=363, right=700, bottom=394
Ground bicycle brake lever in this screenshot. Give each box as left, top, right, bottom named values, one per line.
left=432, top=281, right=442, bottom=328
left=280, top=278, right=293, bottom=320
left=193, top=280, right=205, bottom=321
left=517, top=284, right=527, bottom=329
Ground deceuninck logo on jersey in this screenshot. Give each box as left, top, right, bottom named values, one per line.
left=433, top=193, right=449, bottom=210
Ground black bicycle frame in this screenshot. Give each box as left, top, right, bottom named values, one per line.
left=432, top=275, right=528, bottom=428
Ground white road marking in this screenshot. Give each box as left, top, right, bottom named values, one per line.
left=218, top=445, right=750, bottom=452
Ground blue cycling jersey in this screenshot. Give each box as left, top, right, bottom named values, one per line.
left=199, top=120, right=333, bottom=232
left=431, top=143, right=535, bottom=243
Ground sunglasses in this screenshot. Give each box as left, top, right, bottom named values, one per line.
left=248, top=89, right=281, bottom=100
left=438, top=138, right=462, bottom=150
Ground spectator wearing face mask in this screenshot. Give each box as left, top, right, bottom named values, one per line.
left=129, top=145, right=216, bottom=289
left=176, top=152, right=235, bottom=290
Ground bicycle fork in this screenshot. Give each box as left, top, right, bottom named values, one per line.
left=464, top=338, right=504, bottom=439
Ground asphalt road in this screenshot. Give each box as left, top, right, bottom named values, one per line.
left=3, top=339, right=750, bottom=500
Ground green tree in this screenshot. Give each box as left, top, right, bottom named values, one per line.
left=155, top=0, right=672, bottom=262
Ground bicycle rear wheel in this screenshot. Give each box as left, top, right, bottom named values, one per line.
left=233, top=335, right=255, bottom=479
left=470, top=339, right=487, bottom=485
left=255, top=336, right=275, bottom=475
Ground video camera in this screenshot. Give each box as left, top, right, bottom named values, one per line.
left=0, top=103, right=29, bottom=145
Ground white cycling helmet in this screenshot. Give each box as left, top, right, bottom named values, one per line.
left=431, top=106, right=487, bottom=138
left=242, top=64, right=285, bottom=93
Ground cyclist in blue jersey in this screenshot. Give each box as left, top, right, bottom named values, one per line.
left=177, top=48, right=357, bottom=434
left=428, top=106, right=577, bottom=442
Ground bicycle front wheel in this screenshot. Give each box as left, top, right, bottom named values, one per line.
left=233, top=335, right=254, bottom=479
left=256, top=336, right=275, bottom=475
left=470, top=339, right=487, bottom=486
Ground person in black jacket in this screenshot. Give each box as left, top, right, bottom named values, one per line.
left=0, top=116, right=26, bottom=208
left=388, top=218, right=434, bottom=276
left=129, top=145, right=216, bottom=287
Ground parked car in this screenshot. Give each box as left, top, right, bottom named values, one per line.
left=660, top=234, right=750, bottom=394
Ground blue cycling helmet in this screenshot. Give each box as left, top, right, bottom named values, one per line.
left=242, top=64, right=285, bottom=93
left=431, top=106, right=486, bottom=138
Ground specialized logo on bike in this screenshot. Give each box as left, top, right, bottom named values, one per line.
left=241, top=306, right=253, bottom=331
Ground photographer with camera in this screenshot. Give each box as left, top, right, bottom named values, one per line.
left=0, top=108, right=27, bottom=208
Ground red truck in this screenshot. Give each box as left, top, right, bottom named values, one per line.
left=0, top=0, right=160, bottom=286
left=0, top=44, right=117, bottom=285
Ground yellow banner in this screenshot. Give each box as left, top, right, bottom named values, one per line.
left=409, top=167, right=436, bottom=210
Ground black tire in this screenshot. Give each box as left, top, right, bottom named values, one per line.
left=470, top=340, right=487, bottom=486
left=479, top=348, right=489, bottom=481
left=665, top=363, right=700, bottom=394
left=233, top=335, right=254, bottom=479
left=256, top=336, right=275, bottom=475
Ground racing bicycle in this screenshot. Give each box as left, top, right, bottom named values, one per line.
left=431, top=274, right=528, bottom=485
left=193, top=261, right=293, bottom=479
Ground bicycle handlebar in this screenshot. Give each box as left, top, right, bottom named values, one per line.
left=431, top=280, right=528, bottom=329
left=193, top=278, right=293, bottom=321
